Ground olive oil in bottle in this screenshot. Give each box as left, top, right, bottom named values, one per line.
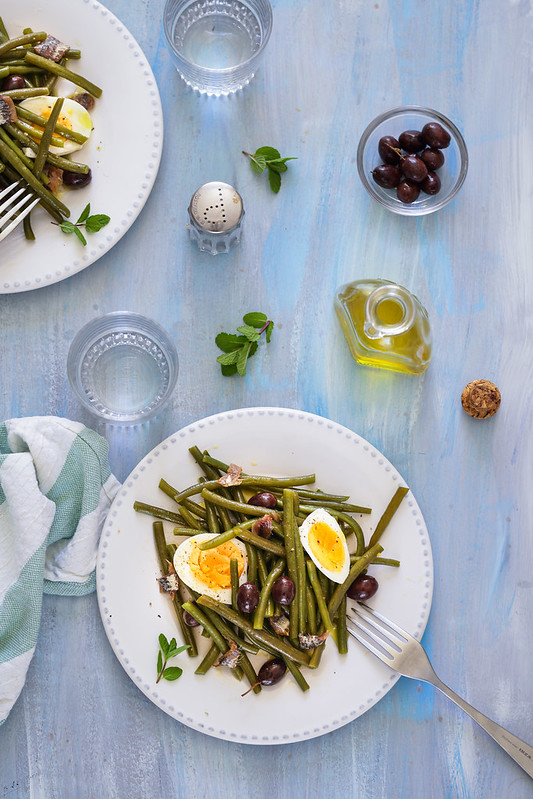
left=334, top=279, right=432, bottom=375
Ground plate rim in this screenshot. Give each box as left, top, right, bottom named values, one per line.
left=97, top=406, right=434, bottom=744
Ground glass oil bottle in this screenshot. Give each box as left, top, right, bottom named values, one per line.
left=334, top=278, right=432, bottom=375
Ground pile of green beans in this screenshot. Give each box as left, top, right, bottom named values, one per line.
left=0, top=16, right=101, bottom=235
left=135, top=445, right=408, bottom=696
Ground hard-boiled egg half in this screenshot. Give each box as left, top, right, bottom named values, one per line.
left=19, top=96, right=93, bottom=155
left=299, top=508, right=350, bottom=584
left=173, top=532, right=247, bottom=604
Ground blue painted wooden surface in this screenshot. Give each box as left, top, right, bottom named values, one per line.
left=1, top=0, right=532, bottom=796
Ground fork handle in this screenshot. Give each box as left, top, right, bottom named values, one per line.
left=432, top=676, right=533, bottom=778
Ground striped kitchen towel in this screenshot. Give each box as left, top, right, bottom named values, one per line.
left=0, top=417, right=120, bottom=725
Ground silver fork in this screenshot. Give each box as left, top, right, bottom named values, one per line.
left=0, top=181, right=39, bottom=243
left=347, top=603, right=533, bottom=778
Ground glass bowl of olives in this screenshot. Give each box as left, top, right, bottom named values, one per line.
left=357, top=106, right=468, bottom=216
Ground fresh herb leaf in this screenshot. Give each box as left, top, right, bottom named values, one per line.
left=156, top=634, right=189, bottom=683
left=53, top=205, right=110, bottom=245
left=243, top=312, right=267, bottom=328
left=243, top=146, right=297, bottom=193
left=267, top=168, right=281, bottom=194
left=215, top=314, right=274, bottom=377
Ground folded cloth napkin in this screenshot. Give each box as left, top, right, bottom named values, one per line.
left=0, top=417, right=120, bottom=725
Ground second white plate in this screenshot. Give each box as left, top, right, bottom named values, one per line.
left=97, top=407, right=433, bottom=744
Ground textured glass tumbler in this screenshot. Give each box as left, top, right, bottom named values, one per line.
left=67, top=312, right=179, bottom=423
left=163, top=0, right=272, bottom=95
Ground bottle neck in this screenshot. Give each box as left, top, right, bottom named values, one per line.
left=363, top=284, right=416, bottom=340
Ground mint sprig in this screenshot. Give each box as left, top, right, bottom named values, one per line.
left=242, top=146, right=297, bottom=193
left=156, top=633, right=189, bottom=683
left=216, top=312, right=274, bottom=377
left=54, top=202, right=110, bottom=245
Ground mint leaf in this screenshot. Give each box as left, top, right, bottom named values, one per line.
left=215, top=332, right=248, bottom=352
left=265, top=320, right=274, bottom=343
left=73, top=226, right=87, bottom=246
left=60, top=221, right=76, bottom=234
left=163, top=666, right=183, bottom=681
left=85, top=213, right=110, bottom=233
left=236, top=325, right=261, bottom=342
left=158, top=633, right=169, bottom=656
left=217, top=350, right=241, bottom=366
left=255, top=146, right=281, bottom=159
left=76, top=203, right=91, bottom=224
left=243, top=312, right=267, bottom=328
left=249, top=154, right=267, bottom=174
left=157, top=649, right=163, bottom=673
left=236, top=341, right=252, bottom=376
left=221, top=363, right=238, bottom=377
left=268, top=168, right=281, bottom=194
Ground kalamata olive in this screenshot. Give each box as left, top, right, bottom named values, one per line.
left=420, top=171, right=441, bottom=195
left=396, top=180, right=420, bottom=204
left=401, top=154, right=428, bottom=183
left=398, top=129, right=425, bottom=153
left=421, top=122, right=451, bottom=149
left=237, top=582, right=260, bottom=614
left=346, top=574, right=379, bottom=601
left=257, top=657, right=286, bottom=686
left=271, top=575, right=296, bottom=606
left=371, top=164, right=401, bottom=189
left=1, top=74, right=25, bottom=92
left=248, top=491, right=277, bottom=509
left=420, top=147, right=445, bottom=171
left=251, top=515, right=273, bottom=539
left=378, top=135, right=401, bottom=165
left=183, top=610, right=200, bottom=627
left=62, top=167, right=92, bottom=189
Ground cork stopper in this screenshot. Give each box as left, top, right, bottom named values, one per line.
left=461, top=379, right=501, bottom=419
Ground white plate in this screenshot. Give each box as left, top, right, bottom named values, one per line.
left=97, top=408, right=433, bottom=744
left=0, top=0, right=162, bottom=293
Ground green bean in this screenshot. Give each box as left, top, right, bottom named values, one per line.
left=296, top=488, right=351, bottom=502
left=172, top=525, right=205, bottom=537
left=293, top=508, right=307, bottom=635
left=256, top=551, right=274, bottom=618
left=168, top=473, right=315, bottom=504
left=133, top=500, right=185, bottom=525
left=178, top=506, right=205, bottom=531
left=282, top=489, right=299, bottom=639
left=327, top=542, right=384, bottom=618
left=195, top=642, right=220, bottom=675
left=1, top=87, right=50, bottom=100
left=0, top=128, right=41, bottom=175
left=253, top=558, right=285, bottom=630
left=15, top=118, right=65, bottom=148
left=306, top=560, right=334, bottom=633
left=204, top=501, right=221, bottom=534
left=367, top=486, right=409, bottom=549
left=180, top=498, right=207, bottom=520
left=23, top=212, right=35, bottom=241
left=245, top=542, right=257, bottom=585
left=306, top=585, right=317, bottom=635
left=197, top=525, right=240, bottom=550
left=0, top=32, right=46, bottom=57
left=200, top=487, right=277, bottom=519
left=34, top=96, right=63, bottom=178
left=24, top=52, right=103, bottom=97
left=203, top=608, right=259, bottom=656
left=231, top=526, right=286, bottom=558
left=3, top=122, right=89, bottom=173
left=152, top=522, right=197, bottom=657
left=333, top=510, right=365, bottom=556
left=336, top=595, right=348, bottom=655
left=0, top=65, right=9, bottom=78
left=16, top=105, right=89, bottom=145
left=197, top=595, right=310, bottom=666
left=181, top=601, right=243, bottom=681
left=230, top=558, right=239, bottom=612
left=350, top=555, right=400, bottom=568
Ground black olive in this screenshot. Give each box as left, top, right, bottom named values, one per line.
left=237, top=582, right=260, bottom=614
left=62, top=168, right=92, bottom=189
left=271, top=575, right=296, bottom=605
left=248, top=491, right=277, bottom=509
left=257, top=657, right=286, bottom=686
left=346, top=574, right=379, bottom=601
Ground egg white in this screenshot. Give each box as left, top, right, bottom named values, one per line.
left=19, top=96, right=93, bottom=155
left=173, top=532, right=248, bottom=604
left=299, top=507, right=350, bottom=584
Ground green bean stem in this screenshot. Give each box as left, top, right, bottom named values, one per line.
left=24, top=51, right=103, bottom=97
left=367, top=486, right=409, bottom=550
left=306, top=560, right=335, bottom=632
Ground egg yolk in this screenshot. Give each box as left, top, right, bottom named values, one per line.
left=308, top=521, right=346, bottom=574
left=189, top=540, right=245, bottom=590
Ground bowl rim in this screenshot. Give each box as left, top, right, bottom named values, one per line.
left=357, top=105, right=468, bottom=216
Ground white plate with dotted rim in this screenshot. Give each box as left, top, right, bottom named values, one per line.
left=97, top=407, right=433, bottom=744
left=0, top=0, right=162, bottom=293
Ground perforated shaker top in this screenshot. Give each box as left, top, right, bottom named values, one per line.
left=189, top=182, right=244, bottom=233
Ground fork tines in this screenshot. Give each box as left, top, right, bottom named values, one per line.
left=0, top=181, right=39, bottom=242
left=346, top=603, right=409, bottom=664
